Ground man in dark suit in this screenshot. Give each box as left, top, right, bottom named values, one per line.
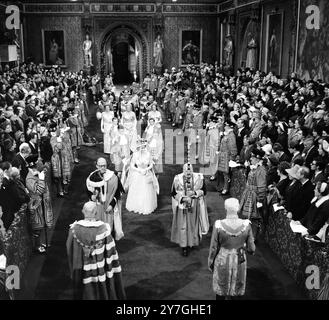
left=0, top=162, right=22, bottom=230
left=289, top=166, right=314, bottom=221
left=273, top=143, right=291, bottom=163
left=11, top=142, right=31, bottom=185
left=272, top=90, right=285, bottom=120
left=289, top=141, right=303, bottom=165
left=28, top=132, right=39, bottom=157
left=302, top=137, right=318, bottom=168
left=25, top=99, right=37, bottom=118
left=310, top=158, right=327, bottom=185
left=300, top=182, right=329, bottom=239
left=235, top=118, right=248, bottom=154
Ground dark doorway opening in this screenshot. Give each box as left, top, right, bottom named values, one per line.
left=113, top=42, right=130, bottom=84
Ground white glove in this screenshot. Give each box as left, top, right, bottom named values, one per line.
left=38, top=171, right=45, bottom=181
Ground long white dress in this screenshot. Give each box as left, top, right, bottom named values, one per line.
left=125, top=149, right=159, bottom=215
left=121, top=111, right=138, bottom=152
left=101, top=111, right=114, bottom=154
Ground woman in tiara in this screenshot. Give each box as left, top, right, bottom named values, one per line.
left=124, top=136, right=159, bottom=215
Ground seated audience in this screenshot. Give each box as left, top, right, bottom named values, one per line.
left=299, top=182, right=329, bottom=240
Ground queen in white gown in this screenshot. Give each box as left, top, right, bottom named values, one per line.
left=124, top=138, right=159, bottom=215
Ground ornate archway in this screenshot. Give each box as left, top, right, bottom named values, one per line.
left=100, top=23, right=150, bottom=82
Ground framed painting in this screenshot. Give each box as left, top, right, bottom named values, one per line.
left=42, top=30, right=66, bottom=67
left=264, top=11, right=284, bottom=75
left=220, top=23, right=228, bottom=65
left=179, top=29, right=202, bottom=66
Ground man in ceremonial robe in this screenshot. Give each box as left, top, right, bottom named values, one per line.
left=66, top=201, right=126, bottom=300
left=86, top=157, right=124, bottom=241
left=171, top=163, right=209, bottom=256
left=26, top=155, right=53, bottom=253
left=189, top=104, right=204, bottom=160
left=239, top=148, right=267, bottom=240
left=201, top=116, right=220, bottom=178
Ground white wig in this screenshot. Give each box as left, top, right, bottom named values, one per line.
left=224, top=198, right=240, bottom=216
left=82, top=201, right=97, bottom=217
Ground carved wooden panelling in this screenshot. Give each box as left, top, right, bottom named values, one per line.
left=163, top=4, right=217, bottom=14
left=218, top=0, right=235, bottom=13
left=91, top=3, right=155, bottom=13
left=237, top=0, right=260, bottom=7
left=24, top=4, right=84, bottom=13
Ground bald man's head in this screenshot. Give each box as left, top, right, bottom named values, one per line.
left=96, top=157, right=107, bottom=166
left=82, top=201, right=97, bottom=219
left=96, top=157, right=107, bottom=174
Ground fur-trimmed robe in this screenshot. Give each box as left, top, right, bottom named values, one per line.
left=86, top=169, right=124, bottom=240
left=66, top=220, right=126, bottom=300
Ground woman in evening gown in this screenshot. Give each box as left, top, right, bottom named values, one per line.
left=124, top=137, right=159, bottom=215
left=101, top=103, right=114, bottom=154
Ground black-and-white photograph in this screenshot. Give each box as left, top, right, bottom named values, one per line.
left=0, top=0, right=329, bottom=308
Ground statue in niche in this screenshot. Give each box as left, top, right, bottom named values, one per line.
left=153, top=34, right=164, bottom=70
left=223, top=35, right=233, bottom=67
left=83, top=33, right=93, bottom=67
left=245, top=32, right=257, bottom=70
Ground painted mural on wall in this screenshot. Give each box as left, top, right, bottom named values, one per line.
left=42, top=30, right=66, bottom=66
left=180, top=30, right=202, bottom=66
left=297, top=0, right=329, bottom=82
left=265, top=12, right=284, bottom=75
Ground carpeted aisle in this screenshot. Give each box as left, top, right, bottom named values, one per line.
left=21, top=96, right=306, bottom=300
